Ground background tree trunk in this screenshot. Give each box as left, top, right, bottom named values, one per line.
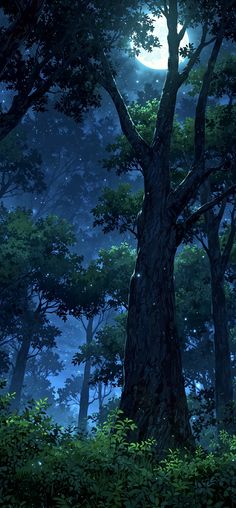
left=201, top=181, right=234, bottom=430
left=78, top=317, right=93, bottom=432
left=9, top=332, right=31, bottom=411
left=207, top=218, right=234, bottom=428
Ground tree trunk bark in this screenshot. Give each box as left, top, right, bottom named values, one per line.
left=201, top=180, right=234, bottom=430
left=98, top=381, right=103, bottom=416
left=207, top=223, right=234, bottom=428
left=211, top=269, right=233, bottom=427
left=78, top=317, right=93, bottom=432
left=120, top=179, right=193, bottom=452
left=9, top=332, right=31, bottom=411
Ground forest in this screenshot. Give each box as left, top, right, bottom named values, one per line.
left=0, top=0, right=235, bottom=506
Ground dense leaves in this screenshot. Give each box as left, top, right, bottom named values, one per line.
left=0, top=391, right=236, bottom=507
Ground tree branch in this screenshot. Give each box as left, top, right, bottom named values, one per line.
left=177, top=185, right=236, bottom=244
left=98, top=50, right=151, bottom=167
left=169, top=33, right=223, bottom=217
left=178, top=23, right=209, bottom=85
left=195, top=232, right=210, bottom=256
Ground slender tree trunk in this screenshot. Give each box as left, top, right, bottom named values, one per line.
left=201, top=180, right=234, bottom=429
left=98, top=381, right=103, bottom=415
left=78, top=317, right=93, bottom=432
left=9, top=332, right=31, bottom=411
left=211, top=268, right=233, bottom=426
left=120, top=171, right=193, bottom=452
left=207, top=221, right=234, bottom=428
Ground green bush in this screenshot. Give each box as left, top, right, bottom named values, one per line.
left=0, top=388, right=235, bottom=507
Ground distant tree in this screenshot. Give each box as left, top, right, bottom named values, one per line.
left=21, top=350, right=64, bottom=408
left=58, top=374, right=84, bottom=410
left=74, top=313, right=127, bottom=390
left=71, top=243, right=135, bottom=431
left=0, top=209, right=83, bottom=409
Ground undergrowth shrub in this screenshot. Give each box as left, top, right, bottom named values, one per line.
left=0, top=383, right=235, bottom=507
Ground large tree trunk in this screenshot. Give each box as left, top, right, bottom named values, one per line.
left=78, top=317, right=93, bottom=432
left=9, top=332, right=31, bottom=411
left=206, top=217, right=234, bottom=428
left=120, top=176, right=193, bottom=452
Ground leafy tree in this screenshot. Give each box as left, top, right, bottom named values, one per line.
left=0, top=209, right=83, bottom=409
left=93, top=92, right=236, bottom=438
left=0, top=0, right=155, bottom=141
left=21, top=351, right=64, bottom=409
left=58, top=374, right=84, bottom=409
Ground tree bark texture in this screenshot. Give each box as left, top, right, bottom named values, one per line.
left=120, top=157, right=193, bottom=452
left=206, top=214, right=234, bottom=427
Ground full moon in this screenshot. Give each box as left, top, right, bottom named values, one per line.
left=133, top=16, right=189, bottom=70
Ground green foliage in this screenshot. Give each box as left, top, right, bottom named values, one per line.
left=102, top=99, right=187, bottom=177
left=0, top=128, right=45, bottom=198
left=0, top=392, right=236, bottom=508
left=0, top=209, right=83, bottom=322
left=175, top=245, right=211, bottom=339
left=96, top=243, right=136, bottom=308
left=73, top=313, right=127, bottom=387
left=187, top=56, right=236, bottom=99
left=92, top=184, right=143, bottom=236
left=94, top=99, right=235, bottom=240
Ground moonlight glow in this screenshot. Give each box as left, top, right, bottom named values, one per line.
left=133, top=16, right=189, bottom=70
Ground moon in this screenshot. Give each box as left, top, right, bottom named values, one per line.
left=132, top=16, right=189, bottom=70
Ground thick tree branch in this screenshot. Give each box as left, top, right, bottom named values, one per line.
left=169, top=33, right=223, bottom=217
left=195, top=232, right=210, bottom=255
left=99, top=51, right=151, bottom=167
left=178, top=19, right=190, bottom=43
left=177, top=185, right=236, bottom=244
left=178, top=24, right=210, bottom=86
